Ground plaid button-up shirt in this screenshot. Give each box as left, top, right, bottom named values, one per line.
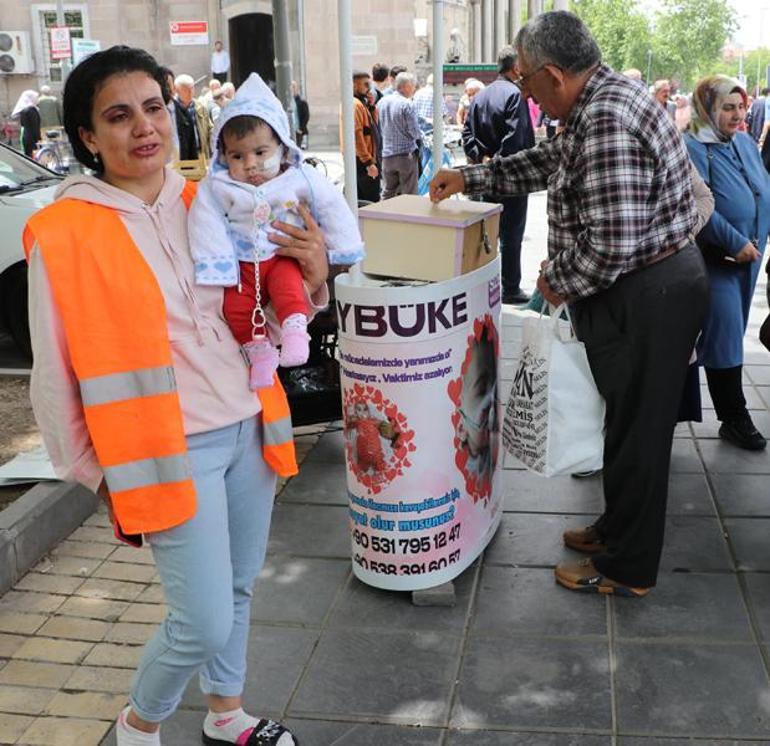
left=377, top=91, right=421, bottom=158
left=461, top=65, right=697, bottom=300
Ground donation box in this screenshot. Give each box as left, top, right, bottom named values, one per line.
left=335, top=259, right=504, bottom=591
left=359, top=195, right=502, bottom=282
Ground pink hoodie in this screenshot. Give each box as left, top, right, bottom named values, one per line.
left=28, top=167, right=327, bottom=491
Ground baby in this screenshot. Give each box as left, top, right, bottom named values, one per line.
left=189, top=73, right=365, bottom=389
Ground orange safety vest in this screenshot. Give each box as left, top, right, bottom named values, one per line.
left=23, top=181, right=297, bottom=535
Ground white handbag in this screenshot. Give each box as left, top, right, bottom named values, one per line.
left=502, top=305, right=605, bottom=477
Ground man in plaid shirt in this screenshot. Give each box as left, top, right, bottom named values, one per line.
left=431, top=11, right=709, bottom=598
left=377, top=71, right=421, bottom=198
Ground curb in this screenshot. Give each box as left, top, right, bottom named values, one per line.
left=0, top=481, right=98, bottom=595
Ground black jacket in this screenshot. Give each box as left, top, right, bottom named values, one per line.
left=462, top=76, right=534, bottom=164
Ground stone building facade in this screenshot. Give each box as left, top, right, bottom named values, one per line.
left=0, top=0, right=532, bottom=147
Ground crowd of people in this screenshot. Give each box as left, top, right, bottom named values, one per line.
left=5, top=39, right=311, bottom=167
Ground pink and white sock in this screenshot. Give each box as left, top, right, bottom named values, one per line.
left=203, top=708, right=257, bottom=742
left=116, top=706, right=161, bottom=746
left=279, top=313, right=310, bottom=367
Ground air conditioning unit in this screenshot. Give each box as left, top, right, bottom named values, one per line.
left=0, top=31, right=35, bottom=75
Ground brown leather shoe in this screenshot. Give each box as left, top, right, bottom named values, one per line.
left=563, top=524, right=606, bottom=554
left=554, top=558, right=650, bottom=598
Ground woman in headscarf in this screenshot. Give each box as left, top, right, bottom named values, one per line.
left=685, top=75, right=770, bottom=450
left=11, top=89, right=40, bottom=158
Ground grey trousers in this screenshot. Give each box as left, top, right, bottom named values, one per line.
left=382, top=152, right=419, bottom=199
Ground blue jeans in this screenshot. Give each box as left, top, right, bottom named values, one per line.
left=129, top=417, right=276, bottom=722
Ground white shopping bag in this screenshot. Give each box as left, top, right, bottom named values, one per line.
left=503, top=305, right=605, bottom=477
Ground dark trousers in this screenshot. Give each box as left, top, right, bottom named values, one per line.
left=356, top=159, right=381, bottom=204
left=486, top=195, right=528, bottom=296
left=571, top=243, right=709, bottom=587
left=705, top=366, right=746, bottom=421
left=212, top=72, right=228, bottom=84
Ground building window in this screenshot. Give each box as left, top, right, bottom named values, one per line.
left=31, top=4, right=87, bottom=82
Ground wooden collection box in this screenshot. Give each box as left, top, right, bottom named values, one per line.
left=359, top=195, right=502, bottom=282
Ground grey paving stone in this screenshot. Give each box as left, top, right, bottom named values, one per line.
left=670, top=438, right=704, bottom=473
left=181, top=625, right=319, bottom=714
left=613, top=573, right=752, bottom=642
left=290, top=629, right=460, bottom=726
left=251, top=557, right=350, bottom=625
left=279, top=460, right=348, bottom=505
left=471, top=566, right=607, bottom=638
left=267, top=504, right=350, bottom=558
left=326, top=566, right=476, bottom=632
left=747, top=365, right=770, bottom=385
left=614, top=641, right=770, bottom=737
left=503, top=471, right=604, bottom=514
left=698, top=439, right=770, bottom=475
left=666, top=473, right=714, bottom=516
left=484, top=514, right=599, bottom=567
left=724, top=518, right=770, bottom=571
left=697, top=384, right=767, bottom=411
left=302, top=428, right=346, bottom=464
left=452, top=636, right=611, bottom=731
left=745, top=574, right=770, bottom=642
left=659, top=516, right=733, bottom=573
left=692, top=409, right=770, bottom=440
left=711, top=474, right=770, bottom=516
left=446, top=732, right=611, bottom=745
left=284, top=718, right=444, bottom=745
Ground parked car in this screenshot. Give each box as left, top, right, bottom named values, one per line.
left=0, top=143, right=62, bottom=359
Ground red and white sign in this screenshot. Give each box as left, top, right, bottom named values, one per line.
left=50, top=26, right=71, bottom=60
left=169, top=21, right=209, bottom=46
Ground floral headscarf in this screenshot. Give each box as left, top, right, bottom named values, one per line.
left=688, top=75, right=747, bottom=144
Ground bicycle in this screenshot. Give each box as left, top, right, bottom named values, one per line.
left=34, top=129, right=71, bottom=175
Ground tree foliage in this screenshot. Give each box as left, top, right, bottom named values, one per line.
left=571, top=0, right=737, bottom=90
left=572, top=0, right=653, bottom=72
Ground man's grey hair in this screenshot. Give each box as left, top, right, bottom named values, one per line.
left=515, top=11, right=601, bottom=74
left=395, top=71, right=416, bottom=91
left=174, top=73, right=195, bottom=89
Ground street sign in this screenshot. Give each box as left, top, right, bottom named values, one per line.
left=443, top=63, right=497, bottom=86
left=72, top=39, right=101, bottom=66
left=49, top=27, right=71, bottom=60
left=169, top=21, right=209, bottom=46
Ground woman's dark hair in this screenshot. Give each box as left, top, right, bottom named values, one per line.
left=218, top=115, right=278, bottom=153
left=63, top=45, right=170, bottom=174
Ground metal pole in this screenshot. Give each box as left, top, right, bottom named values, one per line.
left=553, top=0, right=569, bottom=10
left=56, top=0, right=71, bottom=81
left=527, top=0, right=539, bottom=21
left=297, top=0, right=307, bottom=97
left=432, top=0, right=445, bottom=179
left=338, top=0, right=358, bottom=216
left=646, top=49, right=652, bottom=86
left=272, top=0, right=296, bottom=132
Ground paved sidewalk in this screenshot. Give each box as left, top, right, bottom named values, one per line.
left=0, top=193, right=769, bottom=744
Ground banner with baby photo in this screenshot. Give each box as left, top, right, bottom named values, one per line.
left=334, top=259, right=503, bottom=591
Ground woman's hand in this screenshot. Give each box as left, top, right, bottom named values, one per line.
left=429, top=168, right=466, bottom=202
left=735, top=241, right=762, bottom=264
left=269, top=203, right=329, bottom=294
